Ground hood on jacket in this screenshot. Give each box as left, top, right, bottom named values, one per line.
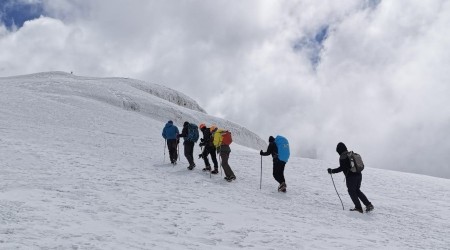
left=336, top=142, right=348, bottom=155
left=165, top=121, right=174, bottom=128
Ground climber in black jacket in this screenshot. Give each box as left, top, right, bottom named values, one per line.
left=328, top=142, right=374, bottom=213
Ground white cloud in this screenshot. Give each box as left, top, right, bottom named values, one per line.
left=0, top=0, right=449, bottom=178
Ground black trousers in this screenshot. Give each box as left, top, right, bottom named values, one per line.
left=167, top=139, right=178, bottom=163
left=184, top=141, right=195, bottom=166
left=346, top=174, right=371, bottom=209
left=202, top=146, right=218, bottom=168
left=272, top=159, right=286, bottom=184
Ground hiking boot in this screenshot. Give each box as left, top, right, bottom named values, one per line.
left=187, top=165, right=195, bottom=170
left=224, top=176, right=236, bottom=182
left=366, top=204, right=374, bottom=212
left=211, top=169, right=218, bottom=174
left=202, top=166, right=211, bottom=172
left=350, top=207, right=363, bottom=213
left=278, top=182, right=286, bottom=191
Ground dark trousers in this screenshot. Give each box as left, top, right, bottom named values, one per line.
left=184, top=141, right=195, bottom=166
left=202, top=146, right=218, bottom=169
left=346, top=174, right=371, bottom=209
left=220, top=151, right=235, bottom=178
left=167, top=139, right=178, bottom=163
left=273, top=159, right=286, bottom=184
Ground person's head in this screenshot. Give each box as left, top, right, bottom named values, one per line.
left=210, top=125, right=217, bottom=132
left=168, top=120, right=173, bottom=125
left=183, top=121, right=189, bottom=127
left=336, top=142, right=348, bottom=155
left=269, top=136, right=275, bottom=143
left=199, top=123, right=206, bottom=130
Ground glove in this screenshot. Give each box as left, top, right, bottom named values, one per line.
left=260, top=150, right=264, bottom=156
left=327, top=168, right=332, bottom=174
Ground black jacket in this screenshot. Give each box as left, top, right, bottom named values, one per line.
left=178, top=124, right=191, bottom=145
left=261, top=142, right=278, bottom=162
left=331, top=142, right=360, bottom=177
left=200, top=128, right=214, bottom=148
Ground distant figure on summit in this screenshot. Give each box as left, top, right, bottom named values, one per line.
left=328, top=142, right=374, bottom=213
left=161, top=120, right=179, bottom=165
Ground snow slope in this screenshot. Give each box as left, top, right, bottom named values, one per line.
left=0, top=72, right=449, bottom=249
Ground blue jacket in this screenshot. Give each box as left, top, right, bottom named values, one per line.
left=162, top=122, right=179, bottom=140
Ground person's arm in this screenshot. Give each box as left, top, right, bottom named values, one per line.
left=328, top=159, right=345, bottom=174
left=260, top=143, right=274, bottom=156
left=331, top=166, right=343, bottom=173
left=178, top=126, right=187, bottom=138
left=199, top=130, right=207, bottom=147
left=162, top=128, right=167, bottom=139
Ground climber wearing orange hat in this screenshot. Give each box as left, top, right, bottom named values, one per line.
left=198, top=123, right=219, bottom=174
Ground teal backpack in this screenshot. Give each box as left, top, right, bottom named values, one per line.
left=186, top=123, right=199, bottom=142
left=275, top=135, right=290, bottom=163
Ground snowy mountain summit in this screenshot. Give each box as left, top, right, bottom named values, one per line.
left=1, top=72, right=449, bottom=249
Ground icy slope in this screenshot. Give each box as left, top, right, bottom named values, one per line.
left=0, top=72, right=449, bottom=249
left=1, top=71, right=266, bottom=150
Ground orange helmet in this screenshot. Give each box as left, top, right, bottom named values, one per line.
left=199, top=123, right=206, bottom=129
left=210, top=125, right=217, bottom=132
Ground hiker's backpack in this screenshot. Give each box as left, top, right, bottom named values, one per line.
left=186, top=123, right=199, bottom=142
left=348, top=151, right=364, bottom=173
left=221, top=130, right=233, bottom=146
left=275, top=135, right=290, bottom=163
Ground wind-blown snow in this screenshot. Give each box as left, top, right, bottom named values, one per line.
left=0, top=72, right=449, bottom=249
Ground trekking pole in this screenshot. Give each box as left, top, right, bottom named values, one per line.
left=216, top=145, right=222, bottom=176
left=200, top=146, right=203, bottom=160
left=177, top=142, right=180, bottom=162
left=173, top=141, right=175, bottom=168
left=260, top=155, right=262, bottom=190
left=219, top=154, right=223, bottom=177
left=163, top=139, right=167, bottom=163
left=330, top=173, right=344, bottom=210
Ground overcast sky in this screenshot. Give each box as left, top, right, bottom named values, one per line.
left=1, top=0, right=449, bottom=178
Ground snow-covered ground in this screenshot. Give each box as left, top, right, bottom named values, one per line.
left=1, top=72, right=449, bottom=249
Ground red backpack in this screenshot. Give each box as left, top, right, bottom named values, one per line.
left=221, top=130, right=233, bottom=145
